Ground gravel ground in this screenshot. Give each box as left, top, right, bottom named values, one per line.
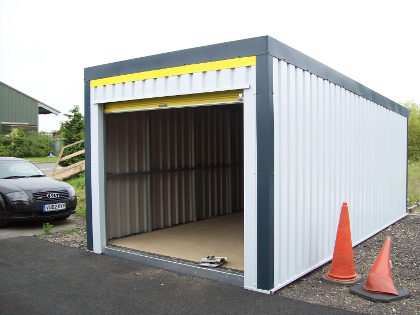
left=277, top=214, right=420, bottom=314
left=38, top=215, right=419, bottom=314
left=38, top=224, right=87, bottom=250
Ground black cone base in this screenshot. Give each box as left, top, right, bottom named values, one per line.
left=321, top=274, right=362, bottom=286
left=350, top=284, right=410, bottom=303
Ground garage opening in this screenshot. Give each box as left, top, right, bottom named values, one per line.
left=104, top=103, right=244, bottom=271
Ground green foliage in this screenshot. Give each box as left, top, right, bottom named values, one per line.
left=58, top=105, right=84, bottom=166
left=42, top=222, right=53, bottom=235
left=405, top=102, right=420, bottom=162
left=407, top=161, right=420, bottom=206
left=59, top=105, right=84, bottom=145
left=0, top=129, right=53, bottom=157
left=65, top=172, right=86, bottom=217
left=404, top=102, right=420, bottom=207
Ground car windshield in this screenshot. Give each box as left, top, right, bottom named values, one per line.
left=0, top=160, right=45, bottom=179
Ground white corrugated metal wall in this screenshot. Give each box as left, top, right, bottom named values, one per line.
left=91, top=67, right=253, bottom=105
left=272, top=59, right=407, bottom=289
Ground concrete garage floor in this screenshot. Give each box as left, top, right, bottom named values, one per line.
left=109, top=212, right=244, bottom=270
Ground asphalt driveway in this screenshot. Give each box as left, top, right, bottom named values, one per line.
left=0, top=237, right=358, bottom=315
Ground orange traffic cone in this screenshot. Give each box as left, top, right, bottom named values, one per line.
left=350, top=237, right=410, bottom=302
left=364, top=237, right=398, bottom=295
left=323, top=202, right=360, bottom=285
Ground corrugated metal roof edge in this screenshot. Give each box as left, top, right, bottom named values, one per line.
left=84, top=36, right=409, bottom=118
left=38, top=102, right=60, bottom=115
left=0, top=81, right=60, bottom=115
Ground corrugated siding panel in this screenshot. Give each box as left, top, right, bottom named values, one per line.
left=91, top=66, right=252, bottom=105
left=106, top=105, right=243, bottom=239
left=273, top=59, right=407, bottom=288
left=0, top=82, right=38, bottom=127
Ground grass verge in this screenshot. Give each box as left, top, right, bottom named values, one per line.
left=65, top=172, right=86, bottom=217
left=25, top=156, right=58, bottom=163
left=407, top=161, right=420, bottom=207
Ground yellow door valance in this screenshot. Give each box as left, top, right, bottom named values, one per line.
left=104, top=90, right=243, bottom=113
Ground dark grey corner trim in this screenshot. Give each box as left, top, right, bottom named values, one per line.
left=266, top=36, right=409, bottom=118
left=104, top=246, right=244, bottom=287
left=84, top=36, right=269, bottom=81
left=256, top=54, right=275, bottom=291
left=84, top=80, right=93, bottom=251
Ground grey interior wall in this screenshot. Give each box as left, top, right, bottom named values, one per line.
left=106, top=104, right=244, bottom=239
left=106, top=112, right=150, bottom=238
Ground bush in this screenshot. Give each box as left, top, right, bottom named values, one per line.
left=406, top=102, right=420, bottom=162
left=0, top=129, right=53, bottom=157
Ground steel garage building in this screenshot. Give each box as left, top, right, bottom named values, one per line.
left=84, top=36, right=409, bottom=293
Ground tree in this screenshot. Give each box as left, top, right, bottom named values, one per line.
left=405, top=102, right=420, bottom=162
left=59, top=105, right=84, bottom=145
left=58, top=105, right=84, bottom=166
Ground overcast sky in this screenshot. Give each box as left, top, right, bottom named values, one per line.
left=0, top=0, right=419, bottom=131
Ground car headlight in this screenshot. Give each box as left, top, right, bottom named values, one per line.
left=6, top=191, right=30, bottom=203
left=68, top=187, right=76, bottom=198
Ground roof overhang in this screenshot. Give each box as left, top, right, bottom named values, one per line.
left=38, top=102, right=60, bottom=115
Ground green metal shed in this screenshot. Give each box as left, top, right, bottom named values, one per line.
left=0, top=81, right=60, bottom=133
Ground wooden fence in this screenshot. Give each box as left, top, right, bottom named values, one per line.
left=52, top=140, right=85, bottom=180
